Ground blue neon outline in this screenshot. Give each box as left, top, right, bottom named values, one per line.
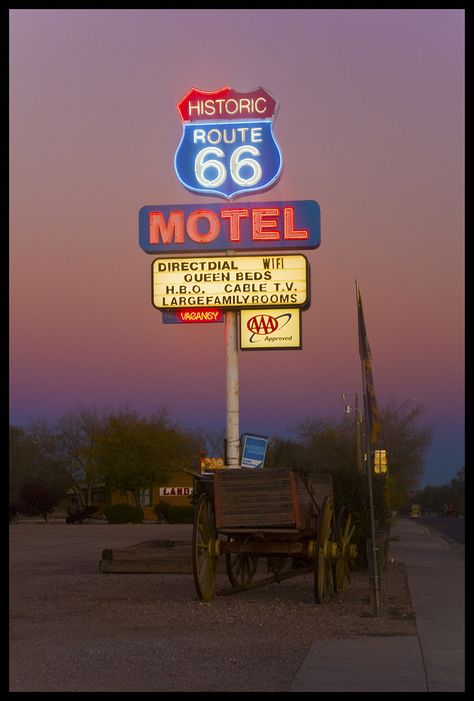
left=174, top=118, right=283, bottom=200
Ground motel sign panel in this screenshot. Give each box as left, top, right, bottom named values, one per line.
left=139, top=200, right=320, bottom=254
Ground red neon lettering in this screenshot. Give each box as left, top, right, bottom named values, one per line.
left=149, top=211, right=184, bottom=244
left=187, top=210, right=220, bottom=243
left=283, top=207, right=308, bottom=240
left=252, top=208, right=280, bottom=240
left=221, top=209, right=249, bottom=242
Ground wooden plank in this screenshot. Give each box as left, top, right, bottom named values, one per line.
left=218, top=469, right=288, bottom=528
left=288, top=471, right=302, bottom=529
left=99, top=541, right=193, bottom=574
left=101, top=547, right=191, bottom=562
left=99, top=558, right=192, bottom=574
left=214, top=468, right=334, bottom=530
left=214, top=470, right=222, bottom=529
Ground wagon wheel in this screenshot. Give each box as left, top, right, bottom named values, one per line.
left=192, top=493, right=218, bottom=602
left=226, top=536, right=258, bottom=588
left=334, top=507, right=356, bottom=592
left=314, top=495, right=334, bottom=603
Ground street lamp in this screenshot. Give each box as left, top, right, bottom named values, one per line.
left=341, top=392, right=364, bottom=474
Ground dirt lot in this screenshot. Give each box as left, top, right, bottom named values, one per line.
left=9, top=521, right=416, bottom=692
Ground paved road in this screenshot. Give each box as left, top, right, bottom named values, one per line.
left=418, top=515, right=464, bottom=545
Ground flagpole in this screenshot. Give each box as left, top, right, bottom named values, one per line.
left=355, top=280, right=381, bottom=617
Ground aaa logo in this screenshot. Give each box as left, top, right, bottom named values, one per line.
left=247, top=313, right=292, bottom=340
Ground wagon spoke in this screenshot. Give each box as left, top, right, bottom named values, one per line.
left=333, top=508, right=357, bottom=592
left=226, top=536, right=258, bottom=588
left=314, top=495, right=334, bottom=603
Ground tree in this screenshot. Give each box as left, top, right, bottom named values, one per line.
left=413, top=467, right=464, bottom=516
left=380, top=401, right=433, bottom=511
left=54, top=406, right=109, bottom=505
left=91, top=408, right=201, bottom=508
left=16, top=482, right=63, bottom=523
left=9, top=426, right=36, bottom=517
left=9, top=422, right=72, bottom=518
left=264, top=400, right=433, bottom=558
left=295, top=416, right=373, bottom=548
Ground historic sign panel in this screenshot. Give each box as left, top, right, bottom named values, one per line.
left=151, top=254, right=309, bottom=310
left=174, top=86, right=282, bottom=199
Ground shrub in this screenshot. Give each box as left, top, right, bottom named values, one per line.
left=153, top=502, right=194, bottom=523
left=16, top=482, right=62, bottom=523
left=104, top=503, right=144, bottom=524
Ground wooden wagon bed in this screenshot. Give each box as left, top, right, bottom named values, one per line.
left=213, top=468, right=333, bottom=531
left=191, top=467, right=356, bottom=604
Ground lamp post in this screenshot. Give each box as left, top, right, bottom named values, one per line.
left=342, top=392, right=364, bottom=474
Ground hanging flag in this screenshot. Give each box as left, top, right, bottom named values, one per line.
left=356, top=282, right=381, bottom=445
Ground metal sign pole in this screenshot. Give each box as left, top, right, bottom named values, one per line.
left=225, top=310, right=240, bottom=468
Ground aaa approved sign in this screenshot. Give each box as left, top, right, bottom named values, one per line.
left=152, top=254, right=309, bottom=310
left=240, top=308, right=301, bottom=350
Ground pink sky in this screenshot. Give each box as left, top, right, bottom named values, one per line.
left=9, top=9, right=464, bottom=486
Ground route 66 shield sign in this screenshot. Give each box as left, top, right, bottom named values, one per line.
left=174, top=86, right=283, bottom=200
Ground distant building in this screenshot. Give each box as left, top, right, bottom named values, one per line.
left=66, top=470, right=195, bottom=521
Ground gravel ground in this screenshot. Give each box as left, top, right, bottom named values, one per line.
left=9, top=522, right=416, bottom=693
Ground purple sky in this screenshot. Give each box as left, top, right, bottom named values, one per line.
left=10, top=9, right=464, bottom=486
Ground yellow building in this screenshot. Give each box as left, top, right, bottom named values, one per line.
left=67, top=470, right=195, bottom=521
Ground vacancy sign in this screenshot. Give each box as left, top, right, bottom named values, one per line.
left=240, top=308, right=301, bottom=350
left=152, top=254, right=309, bottom=310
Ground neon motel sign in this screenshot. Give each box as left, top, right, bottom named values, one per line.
left=138, top=86, right=320, bottom=326
left=139, top=200, right=320, bottom=254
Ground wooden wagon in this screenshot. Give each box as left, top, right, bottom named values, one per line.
left=192, top=467, right=357, bottom=603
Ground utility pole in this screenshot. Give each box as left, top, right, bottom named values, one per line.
left=225, top=310, right=240, bottom=468
left=354, top=393, right=364, bottom=474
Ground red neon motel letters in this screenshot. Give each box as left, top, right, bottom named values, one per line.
left=139, top=200, right=320, bottom=253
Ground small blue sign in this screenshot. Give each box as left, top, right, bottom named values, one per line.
left=240, top=433, right=268, bottom=469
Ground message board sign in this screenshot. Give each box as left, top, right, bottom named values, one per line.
left=139, top=200, right=320, bottom=254
left=174, top=86, right=282, bottom=199
left=240, top=308, right=301, bottom=350
left=152, top=254, right=309, bottom=310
